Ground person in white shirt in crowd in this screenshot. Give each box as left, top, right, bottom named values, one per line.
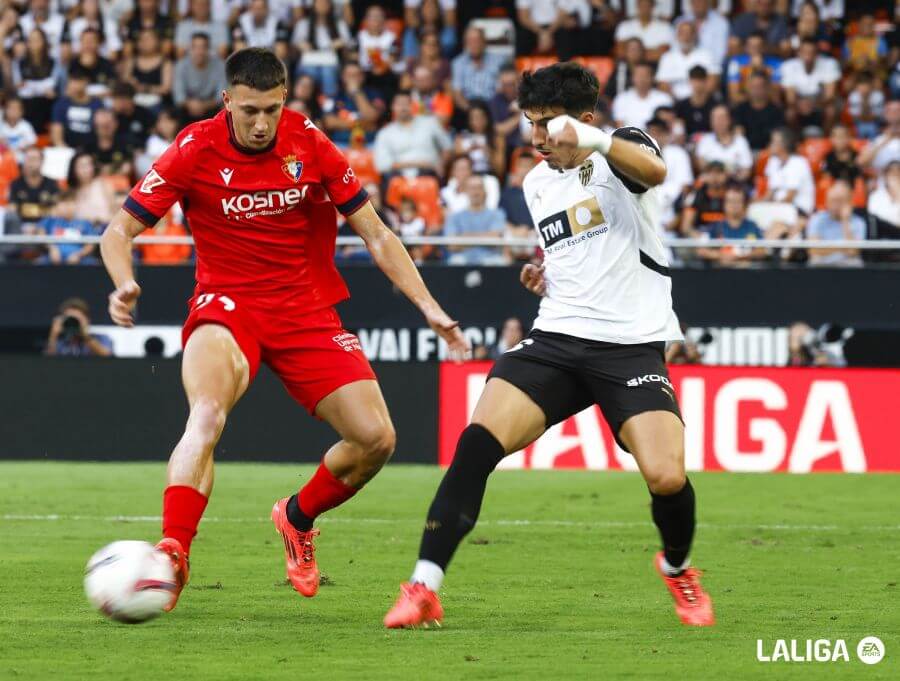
left=373, top=91, right=452, bottom=180
left=173, top=0, right=230, bottom=59
left=357, top=4, right=399, bottom=76
left=18, top=0, right=66, bottom=59
left=440, top=153, right=500, bottom=216
left=867, top=160, right=900, bottom=232
left=613, top=0, right=676, bottom=20
left=516, top=0, right=570, bottom=56
left=806, top=181, right=866, bottom=267
left=61, top=0, right=122, bottom=61
left=762, top=127, right=816, bottom=244
left=857, top=100, right=900, bottom=172
left=232, top=0, right=290, bottom=61
left=790, top=0, right=843, bottom=21
left=681, top=0, right=729, bottom=68
left=846, top=71, right=885, bottom=141
left=647, top=116, right=693, bottom=241
left=442, top=174, right=508, bottom=266
left=292, top=0, right=352, bottom=98
left=612, top=61, right=673, bottom=130
left=694, top=105, right=753, bottom=182
left=136, top=108, right=179, bottom=177
left=656, top=19, right=720, bottom=100
left=614, top=0, right=674, bottom=63
left=0, top=98, right=38, bottom=163
left=780, top=36, right=840, bottom=133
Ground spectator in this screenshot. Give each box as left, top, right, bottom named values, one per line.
left=762, top=127, right=815, bottom=216
left=292, top=0, right=351, bottom=98
left=172, top=33, right=227, bottom=124
left=60, top=0, right=122, bottom=61
left=454, top=100, right=503, bottom=177
left=410, top=65, right=454, bottom=128
left=111, top=82, right=156, bottom=149
left=656, top=20, right=720, bottom=100
left=697, top=184, right=767, bottom=265
left=846, top=71, right=885, bottom=141
left=393, top=196, right=430, bottom=263
left=232, top=0, right=290, bottom=61
left=612, top=62, right=673, bottom=130
left=604, top=37, right=646, bottom=101
left=0, top=4, right=23, bottom=54
left=614, top=0, right=674, bottom=63
left=674, top=65, right=718, bottom=138
left=857, top=101, right=900, bottom=172
left=730, top=0, right=790, bottom=57
left=488, top=66, right=522, bottom=151
left=122, top=29, right=173, bottom=112
left=451, top=26, right=505, bottom=114
left=683, top=0, right=729, bottom=67
left=403, top=0, right=457, bottom=59
left=404, top=28, right=451, bottom=89
left=821, top=125, right=861, bottom=185
left=616, top=0, right=676, bottom=20
left=49, top=71, right=103, bottom=149
left=441, top=153, right=501, bottom=214
left=781, top=37, right=840, bottom=134
left=554, top=0, right=601, bottom=61
left=695, top=105, right=753, bottom=182
left=67, top=27, right=118, bottom=98
left=12, top=28, right=64, bottom=135
left=39, top=194, right=100, bottom=266
left=143, top=108, right=179, bottom=165
left=725, top=32, right=782, bottom=103
left=681, top=160, right=728, bottom=236
left=322, top=62, right=385, bottom=146
left=647, top=117, right=693, bottom=234
left=806, top=181, right=865, bottom=267
left=173, top=0, right=230, bottom=59
left=443, top=175, right=508, bottom=266
left=357, top=5, right=399, bottom=100
left=122, top=0, right=175, bottom=59
left=373, top=91, right=452, bottom=179
left=46, top=297, right=113, bottom=357
left=68, top=151, right=116, bottom=227
left=18, top=0, right=66, bottom=60
left=338, top=181, right=396, bottom=261
left=789, top=1, right=831, bottom=54
left=9, top=147, right=60, bottom=227
left=500, top=149, right=537, bottom=262
left=87, top=109, right=134, bottom=177
left=515, top=0, right=563, bottom=56
left=288, top=74, right=324, bottom=125
left=731, top=69, right=785, bottom=151
left=489, top=317, right=524, bottom=358
left=868, top=161, right=900, bottom=231
left=843, top=13, right=888, bottom=79
left=0, top=98, right=38, bottom=162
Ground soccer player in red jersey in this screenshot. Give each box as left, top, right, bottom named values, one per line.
left=100, top=48, right=469, bottom=610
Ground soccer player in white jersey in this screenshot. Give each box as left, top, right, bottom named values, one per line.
left=385, top=62, right=715, bottom=629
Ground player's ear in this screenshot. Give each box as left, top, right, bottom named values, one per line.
left=222, top=89, right=231, bottom=110
left=577, top=110, right=595, bottom=125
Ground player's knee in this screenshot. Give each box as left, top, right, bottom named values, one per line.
left=645, top=466, right=687, bottom=496
left=356, top=421, right=396, bottom=466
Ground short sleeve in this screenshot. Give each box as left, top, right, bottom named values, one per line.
left=610, top=126, right=663, bottom=194
left=124, top=134, right=194, bottom=226
left=313, top=126, right=368, bottom=216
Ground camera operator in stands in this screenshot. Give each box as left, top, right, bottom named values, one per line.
left=46, top=297, right=113, bottom=357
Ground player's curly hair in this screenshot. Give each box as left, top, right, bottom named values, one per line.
left=226, top=48, right=287, bottom=91
left=517, top=62, right=599, bottom=116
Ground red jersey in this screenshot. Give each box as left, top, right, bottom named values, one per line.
left=125, top=108, right=368, bottom=310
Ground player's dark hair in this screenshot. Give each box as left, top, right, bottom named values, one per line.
left=517, top=62, right=599, bottom=117
left=226, top=48, right=287, bottom=91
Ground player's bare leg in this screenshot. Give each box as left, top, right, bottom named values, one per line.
left=619, top=411, right=715, bottom=626
left=273, top=379, right=396, bottom=597
left=385, top=378, right=545, bottom=628
left=158, top=324, right=250, bottom=611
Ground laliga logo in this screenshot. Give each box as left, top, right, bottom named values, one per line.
left=756, top=637, right=884, bottom=664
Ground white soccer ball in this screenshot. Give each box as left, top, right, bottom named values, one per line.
left=84, top=540, right=177, bottom=623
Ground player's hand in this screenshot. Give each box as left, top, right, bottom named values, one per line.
left=425, top=307, right=471, bottom=362
left=109, top=280, right=141, bottom=327
left=520, top=263, right=546, bottom=297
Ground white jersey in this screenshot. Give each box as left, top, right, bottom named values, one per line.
left=523, top=132, right=682, bottom=345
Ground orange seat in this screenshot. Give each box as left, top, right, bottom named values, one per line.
left=103, top=174, right=132, bottom=193
left=35, top=133, right=51, bottom=149
left=515, top=55, right=558, bottom=74
left=139, top=212, right=192, bottom=265
left=0, top=149, right=20, bottom=206
left=815, top=176, right=833, bottom=210
left=852, top=177, right=867, bottom=209
left=385, top=18, right=404, bottom=37
left=344, top=147, right=380, bottom=188
left=576, top=56, right=615, bottom=88
left=385, top=175, right=442, bottom=228
left=799, top=138, right=832, bottom=177
left=754, top=149, right=770, bottom=182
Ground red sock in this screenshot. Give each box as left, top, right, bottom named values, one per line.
left=297, top=461, right=357, bottom=519
left=162, top=485, right=208, bottom=555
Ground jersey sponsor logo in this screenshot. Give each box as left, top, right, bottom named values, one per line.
left=139, top=169, right=165, bottom=194
left=626, top=374, right=673, bottom=389
left=179, top=133, right=195, bottom=148
left=221, top=188, right=304, bottom=218
left=537, top=196, right=607, bottom=249
left=281, top=154, right=304, bottom=183
left=219, top=168, right=234, bottom=186
left=333, top=332, right=362, bottom=353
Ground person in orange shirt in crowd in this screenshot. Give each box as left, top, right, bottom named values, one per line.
left=137, top=208, right=192, bottom=265
left=409, top=64, right=453, bottom=127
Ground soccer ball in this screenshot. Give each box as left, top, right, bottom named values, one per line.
left=84, top=540, right=176, bottom=623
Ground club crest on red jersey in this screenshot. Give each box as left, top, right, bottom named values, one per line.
left=281, top=155, right=304, bottom=183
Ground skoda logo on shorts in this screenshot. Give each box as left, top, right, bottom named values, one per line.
left=626, top=374, right=673, bottom=388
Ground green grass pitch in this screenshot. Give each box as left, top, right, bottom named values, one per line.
left=0, top=462, right=897, bottom=680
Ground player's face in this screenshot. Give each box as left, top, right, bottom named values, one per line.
left=224, top=84, right=287, bottom=150
left=524, top=106, right=592, bottom=171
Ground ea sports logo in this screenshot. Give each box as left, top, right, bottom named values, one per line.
left=856, top=636, right=885, bottom=665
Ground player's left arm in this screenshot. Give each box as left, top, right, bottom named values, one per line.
left=347, top=202, right=471, bottom=360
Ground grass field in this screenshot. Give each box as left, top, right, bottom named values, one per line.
left=0, top=462, right=897, bottom=680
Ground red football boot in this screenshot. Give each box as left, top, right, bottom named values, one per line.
left=155, top=537, right=190, bottom=612
left=654, top=552, right=715, bottom=626
left=384, top=582, right=444, bottom=629
left=271, top=498, right=320, bottom=597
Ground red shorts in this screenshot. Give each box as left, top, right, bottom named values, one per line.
left=182, top=292, right=376, bottom=414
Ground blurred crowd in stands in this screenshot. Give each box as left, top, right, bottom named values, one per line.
left=0, top=0, right=898, bottom=268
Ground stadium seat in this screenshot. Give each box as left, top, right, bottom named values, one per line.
left=139, top=212, right=192, bottom=265
left=799, top=138, right=831, bottom=176
left=815, top=176, right=833, bottom=210
left=385, top=175, right=442, bottom=228
left=576, top=57, right=615, bottom=88
left=0, top=150, right=19, bottom=205
left=344, top=147, right=380, bottom=188
left=515, top=55, right=558, bottom=74
left=747, top=201, right=799, bottom=229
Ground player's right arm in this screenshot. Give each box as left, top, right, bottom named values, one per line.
left=100, top=210, right=147, bottom=327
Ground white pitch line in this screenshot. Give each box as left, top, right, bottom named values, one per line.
left=1, top=514, right=899, bottom=532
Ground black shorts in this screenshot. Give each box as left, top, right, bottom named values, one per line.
left=488, top=329, right=682, bottom=452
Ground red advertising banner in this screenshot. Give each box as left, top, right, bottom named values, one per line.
left=439, top=363, right=900, bottom=472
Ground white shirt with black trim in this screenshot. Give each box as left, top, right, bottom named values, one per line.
left=522, top=130, right=682, bottom=344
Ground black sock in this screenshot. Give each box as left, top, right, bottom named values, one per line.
left=650, top=478, right=695, bottom=573
left=418, top=424, right=506, bottom=571
left=286, top=494, right=314, bottom=532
